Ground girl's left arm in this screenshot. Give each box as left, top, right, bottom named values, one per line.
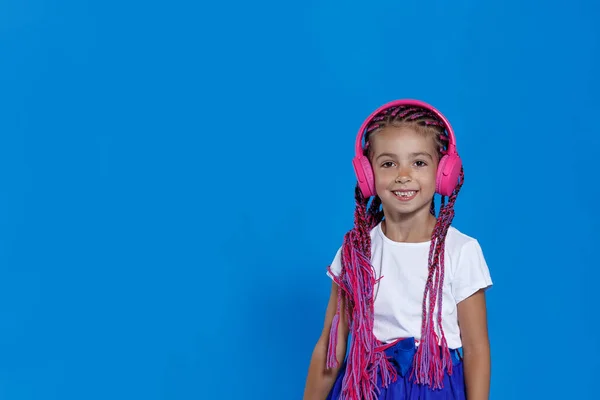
left=457, top=289, right=491, bottom=400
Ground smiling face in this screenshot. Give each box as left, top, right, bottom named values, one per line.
left=368, top=124, right=440, bottom=219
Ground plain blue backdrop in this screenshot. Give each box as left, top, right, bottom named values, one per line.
left=0, top=0, right=598, bottom=399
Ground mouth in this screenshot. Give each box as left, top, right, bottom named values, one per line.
left=392, top=190, right=418, bottom=201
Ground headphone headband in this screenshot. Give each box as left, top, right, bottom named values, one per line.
left=354, top=99, right=457, bottom=156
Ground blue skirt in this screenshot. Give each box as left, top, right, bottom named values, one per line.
left=326, top=337, right=465, bottom=400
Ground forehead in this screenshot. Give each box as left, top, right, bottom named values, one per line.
left=369, top=126, right=437, bottom=153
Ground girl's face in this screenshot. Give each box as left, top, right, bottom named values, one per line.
left=369, top=125, right=439, bottom=218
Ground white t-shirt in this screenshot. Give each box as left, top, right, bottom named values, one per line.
left=327, top=221, right=493, bottom=349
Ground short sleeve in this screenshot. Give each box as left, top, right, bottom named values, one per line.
left=326, top=246, right=343, bottom=279
left=452, top=239, right=493, bottom=303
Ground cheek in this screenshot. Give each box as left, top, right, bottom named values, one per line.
left=424, top=169, right=438, bottom=188
left=411, top=167, right=437, bottom=188
left=373, top=167, right=394, bottom=186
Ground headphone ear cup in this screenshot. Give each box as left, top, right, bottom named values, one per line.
left=436, top=154, right=462, bottom=196
left=352, top=155, right=376, bottom=198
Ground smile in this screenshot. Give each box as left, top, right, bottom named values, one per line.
left=392, top=190, right=418, bottom=201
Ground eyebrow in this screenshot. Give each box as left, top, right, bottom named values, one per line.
left=375, top=152, right=433, bottom=160
left=411, top=152, right=434, bottom=160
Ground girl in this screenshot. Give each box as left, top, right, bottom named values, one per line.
left=303, top=99, right=493, bottom=400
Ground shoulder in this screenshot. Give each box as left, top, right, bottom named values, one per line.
left=444, top=225, right=489, bottom=274
left=327, top=222, right=381, bottom=278
left=445, top=225, right=484, bottom=254
left=445, top=226, right=493, bottom=302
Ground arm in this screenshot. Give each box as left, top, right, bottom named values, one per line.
left=457, top=289, right=491, bottom=400
left=303, top=282, right=349, bottom=400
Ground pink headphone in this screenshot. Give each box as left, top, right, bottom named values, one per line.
left=352, top=99, right=463, bottom=198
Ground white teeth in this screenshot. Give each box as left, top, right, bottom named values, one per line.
left=394, top=191, right=416, bottom=197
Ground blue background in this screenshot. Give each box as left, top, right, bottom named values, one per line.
left=0, top=0, right=598, bottom=399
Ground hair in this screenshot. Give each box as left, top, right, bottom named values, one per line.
left=326, top=105, right=465, bottom=399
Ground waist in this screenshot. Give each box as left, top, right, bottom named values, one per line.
left=375, top=337, right=462, bottom=376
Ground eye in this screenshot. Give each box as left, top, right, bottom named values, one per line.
left=381, top=161, right=396, bottom=168
left=414, top=160, right=428, bottom=167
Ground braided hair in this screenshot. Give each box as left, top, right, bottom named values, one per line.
left=326, top=105, right=465, bottom=399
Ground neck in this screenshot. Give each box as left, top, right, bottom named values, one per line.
left=381, top=207, right=437, bottom=243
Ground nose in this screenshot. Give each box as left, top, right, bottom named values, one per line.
left=395, top=168, right=412, bottom=184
